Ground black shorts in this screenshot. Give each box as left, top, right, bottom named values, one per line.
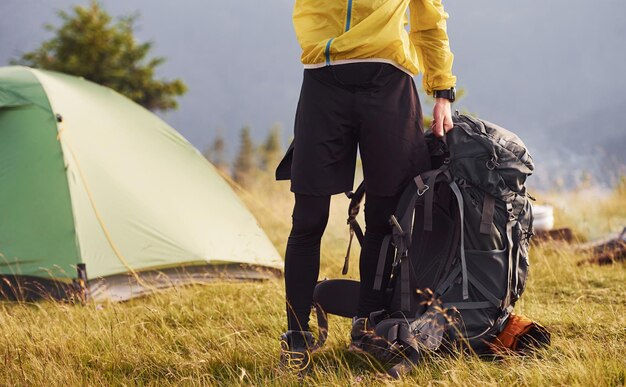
left=276, top=62, right=431, bottom=197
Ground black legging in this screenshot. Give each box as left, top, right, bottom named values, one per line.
left=285, top=193, right=397, bottom=331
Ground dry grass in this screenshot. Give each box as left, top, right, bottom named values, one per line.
left=538, top=177, right=626, bottom=241
left=0, top=171, right=625, bottom=386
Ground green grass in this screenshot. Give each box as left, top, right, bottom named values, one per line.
left=1, top=173, right=625, bottom=386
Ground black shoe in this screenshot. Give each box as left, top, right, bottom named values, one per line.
left=349, top=317, right=372, bottom=350
left=279, top=330, right=316, bottom=376
left=387, top=349, right=421, bottom=379
left=349, top=317, right=405, bottom=365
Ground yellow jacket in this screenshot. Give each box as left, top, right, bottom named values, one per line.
left=293, top=0, right=456, bottom=94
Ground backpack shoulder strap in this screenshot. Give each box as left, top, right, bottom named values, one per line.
left=342, top=181, right=366, bottom=275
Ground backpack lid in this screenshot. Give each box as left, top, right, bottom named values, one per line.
left=447, top=113, right=534, bottom=201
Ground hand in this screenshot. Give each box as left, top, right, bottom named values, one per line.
left=431, top=98, right=454, bottom=138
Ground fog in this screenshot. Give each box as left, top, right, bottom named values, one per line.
left=2, top=0, right=625, bottom=187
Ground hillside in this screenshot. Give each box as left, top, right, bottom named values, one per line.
left=0, top=173, right=625, bottom=385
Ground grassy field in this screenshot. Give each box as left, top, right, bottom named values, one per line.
left=1, top=172, right=625, bottom=386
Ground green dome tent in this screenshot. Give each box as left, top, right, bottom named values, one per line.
left=0, top=66, right=282, bottom=301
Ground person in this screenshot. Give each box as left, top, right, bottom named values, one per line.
left=275, top=0, right=457, bottom=374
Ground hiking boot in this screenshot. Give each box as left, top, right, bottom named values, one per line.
left=387, top=349, right=422, bottom=379
left=350, top=317, right=407, bottom=365
left=349, top=317, right=373, bottom=350
left=279, top=330, right=316, bottom=376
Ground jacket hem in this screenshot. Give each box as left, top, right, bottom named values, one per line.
left=303, top=58, right=415, bottom=77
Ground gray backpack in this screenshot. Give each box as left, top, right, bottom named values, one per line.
left=314, top=112, right=535, bottom=373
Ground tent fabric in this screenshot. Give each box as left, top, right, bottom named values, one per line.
left=87, top=264, right=281, bottom=302
left=0, top=264, right=282, bottom=302
left=0, top=66, right=283, bottom=300
left=0, top=86, right=32, bottom=109
left=0, top=67, right=80, bottom=280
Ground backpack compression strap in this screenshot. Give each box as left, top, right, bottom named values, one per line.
left=449, top=181, right=469, bottom=300
left=436, top=193, right=514, bottom=312
left=342, top=182, right=366, bottom=275
left=505, top=202, right=516, bottom=308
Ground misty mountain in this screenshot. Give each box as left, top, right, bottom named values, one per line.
left=530, top=102, right=626, bottom=188
left=1, top=0, right=625, bottom=187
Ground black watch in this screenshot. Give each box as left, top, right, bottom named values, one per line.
left=433, top=87, right=456, bottom=103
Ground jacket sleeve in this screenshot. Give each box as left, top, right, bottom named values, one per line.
left=409, top=0, right=457, bottom=95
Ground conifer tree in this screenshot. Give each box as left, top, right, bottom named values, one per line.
left=204, top=133, right=228, bottom=173
left=13, top=1, right=186, bottom=112
left=211, top=135, right=227, bottom=170
left=233, top=126, right=256, bottom=186
left=260, top=124, right=282, bottom=171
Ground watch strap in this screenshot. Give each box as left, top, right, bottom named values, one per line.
left=433, top=87, right=456, bottom=102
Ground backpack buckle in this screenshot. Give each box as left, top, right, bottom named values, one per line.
left=507, top=204, right=517, bottom=221
left=389, top=215, right=403, bottom=233
left=417, top=185, right=430, bottom=196
left=486, top=157, right=499, bottom=170
left=389, top=215, right=409, bottom=264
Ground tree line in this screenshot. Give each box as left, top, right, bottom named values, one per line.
left=205, top=125, right=285, bottom=188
